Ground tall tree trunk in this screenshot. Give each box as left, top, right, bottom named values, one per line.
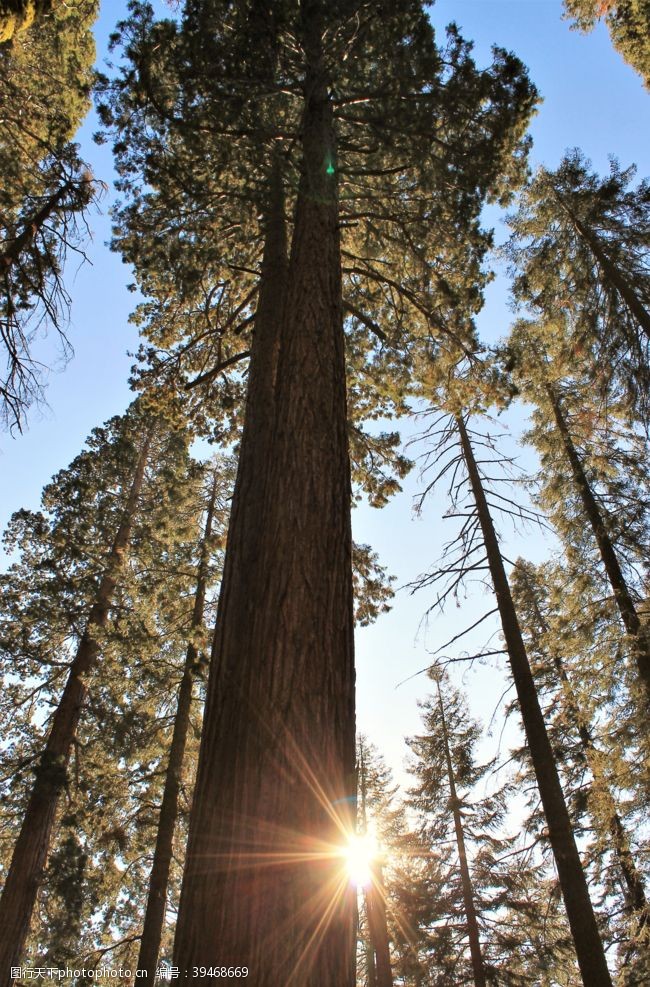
left=136, top=468, right=221, bottom=984
left=456, top=414, right=613, bottom=987
left=545, top=382, right=650, bottom=705
left=173, top=9, right=357, bottom=978
left=0, top=432, right=151, bottom=985
left=366, top=860, right=393, bottom=987
left=359, top=747, right=393, bottom=987
left=435, top=678, right=486, bottom=987
left=520, top=572, right=649, bottom=942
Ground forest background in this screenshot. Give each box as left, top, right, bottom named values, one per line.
left=1, top=0, right=648, bottom=785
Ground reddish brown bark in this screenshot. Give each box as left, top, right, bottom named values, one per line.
left=435, top=679, right=486, bottom=987
left=0, top=432, right=151, bottom=985
left=173, top=11, right=356, bottom=979
left=136, top=469, right=221, bottom=984
left=456, top=414, right=612, bottom=987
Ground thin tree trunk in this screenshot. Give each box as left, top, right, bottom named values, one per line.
left=173, top=11, right=356, bottom=976
left=0, top=432, right=151, bottom=985
left=456, top=414, right=613, bottom=987
left=520, top=573, right=649, bottom=940
left=136, top=469, right=221, bottom=984
left=364, top=923, right=378, bottom=987
left=435, top=678, right=486, bottom=987
left=545, top=382, right=650, bottom=705
left=556, top=197, right=650, bottom=342
left=359, top=746, right=393, bottom=987
left=366, top=860, right=393, bottom=987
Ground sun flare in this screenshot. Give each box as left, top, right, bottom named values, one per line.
left=343, top=832, right=378, bottom=888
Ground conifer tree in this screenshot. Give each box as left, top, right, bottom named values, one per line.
left=357, top=742, right=394, bottom=987
left=136, top=459, right=232, bottom=984
left=563, top=1, right=650, bottom=90
left=505, top=151, right=650, bottom=423
left=98, top=3, right=537, bottom=982
left=0, top=403, right=194, bottom=982
left=0, top=0, right=99, bottom=430
left=506, top=317, right=650, bottom=714
left=511, top=558, right=650, bottom=969
left=407, top=674, right=487, bottom=986
left=412, top=399, right=613, bottom=986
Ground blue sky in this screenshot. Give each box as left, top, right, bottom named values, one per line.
left=1, top=0, right=649, bottom=785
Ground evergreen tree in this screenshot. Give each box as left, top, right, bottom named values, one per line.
left=0, top=0, right=99, bottom=430
left=505, top=151, right=650, bottom=423
left=0, top=402, right=196, bottom=981
left=97, top=2, right=537, bottom=982
left=136, top=458, right=232, bottom=984
left=406, top=673, right=487, bottom=987
left=411, top=395, right=612, bottom=985
left=563, top=0, right=650, bottom=90
left=505, top=316, right=650, bottom=716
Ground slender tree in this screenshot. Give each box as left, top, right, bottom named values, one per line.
left=358, top=743, right=394, bottom=987
left=0, top=404, right=192, bottom=982
left=454, top=412, right=612, bottom=986
left=512, top=559, right=650, bottom=962
left=136, top=461, right=231, bottom=984
left=505, top=151, right=650, bottom=423
left=434, top=674, right=486, bottom=987
left=506, top=318, right=650, bottom=713
left=411, top=398, right=613, bottom=985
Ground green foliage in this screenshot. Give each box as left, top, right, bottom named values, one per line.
left=96, top=0, right=537, bottom=464
left=0, top=0, right=99, bottom=430
left=0, top=403, right=226, bottom=966
left=505, top=150, right=650, bottom=424
left=564, top=0, right=650, bottom=90
left=404, top=672, right=575, bottom=985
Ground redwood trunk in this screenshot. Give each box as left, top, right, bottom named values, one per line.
left=545, top=383, right=650, bottom=705
left=456, top=414, right=612, bottom=987
left=0, top=433, right=151, bottom=985
left=136, top=470, right=220, bottom=984
left=435, top=680, right=486, bottom=987
left=173, top=7, right=356, bottom=982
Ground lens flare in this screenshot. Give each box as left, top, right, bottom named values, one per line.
left=343, top=832, right=377, bottom=888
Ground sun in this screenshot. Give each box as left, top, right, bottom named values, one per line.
left=343, top=832, right=378, bottom=888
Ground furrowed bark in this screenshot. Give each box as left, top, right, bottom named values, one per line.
left=173, top=11, right=356, bottom=976
left=0, top=432, right=151, bottom=985
left=136, top=469, right=220, bottom=984
left=545, top=383, right=650, bottom=706
left=435, top=679, right=486, bottom=987
left=456, top=414, right=613, bottom=987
